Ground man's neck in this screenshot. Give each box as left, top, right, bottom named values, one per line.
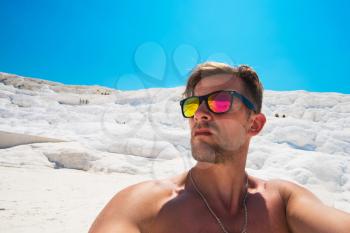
left=190, top=159, right=248, bottom=216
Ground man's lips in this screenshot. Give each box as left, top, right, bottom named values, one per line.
left=193, top=129, right=213, bottom=136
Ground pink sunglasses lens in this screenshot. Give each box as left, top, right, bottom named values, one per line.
left=208, top=92, right=232, bottom=113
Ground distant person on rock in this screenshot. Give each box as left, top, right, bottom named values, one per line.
left=89, top=62, right=350, bottom=233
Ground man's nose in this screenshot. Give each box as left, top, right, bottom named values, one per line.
left=194, top=101, right=212, bottom=121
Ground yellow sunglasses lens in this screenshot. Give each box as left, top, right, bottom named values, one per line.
left=183, top=97, right=199, bottom=117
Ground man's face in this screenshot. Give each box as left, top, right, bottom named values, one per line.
left=189, top=74, right=253, bottom=164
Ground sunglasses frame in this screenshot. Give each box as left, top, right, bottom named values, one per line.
left=180, top=90, right=256, bottom=118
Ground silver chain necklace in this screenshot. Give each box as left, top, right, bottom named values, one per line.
left=189, top=169, right=248, bottom=233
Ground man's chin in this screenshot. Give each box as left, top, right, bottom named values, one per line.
left=191, top=139, right=238, bottom=164
left=191, top=141, right=218, bottom=164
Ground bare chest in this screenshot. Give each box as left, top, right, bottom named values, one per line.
left=147, top=192, right=291, bottom=233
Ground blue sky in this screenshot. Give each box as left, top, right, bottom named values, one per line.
left=1, top=0, right=349, bottom=93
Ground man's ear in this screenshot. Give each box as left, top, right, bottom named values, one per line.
left=248, top=113, right=266, bottom=136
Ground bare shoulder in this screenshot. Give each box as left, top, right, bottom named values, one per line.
left=234, top=175, right=317, bottom=203
left=246, top=176, right=289, bottom=211
left=261, top=178, right=327, bottom=212
left=263, top=178, right=321, bottom=204
left=88, top=172, right=188, bottom=233
left=247, top=175, right=290, bottom=197
left=261, top=178, right=350, bottom=233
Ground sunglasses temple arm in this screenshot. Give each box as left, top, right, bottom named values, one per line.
left=233, top=93, right=257, bottom=112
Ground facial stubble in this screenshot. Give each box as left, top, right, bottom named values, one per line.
left=191, top=121, right=248, bottom=164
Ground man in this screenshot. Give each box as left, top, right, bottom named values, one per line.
left=89, top=62, right=350, bottom=233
